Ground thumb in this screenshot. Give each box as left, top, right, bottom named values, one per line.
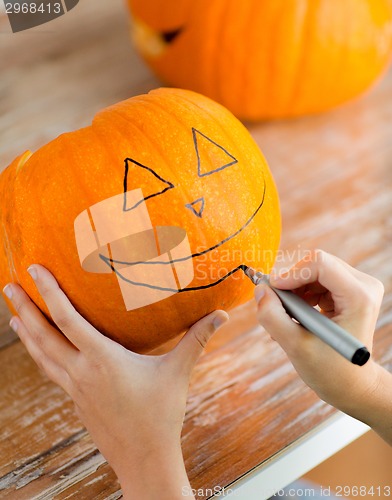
left=171, top=310, right=229, bottom=375
left=255, top=284, right=306, bottom=353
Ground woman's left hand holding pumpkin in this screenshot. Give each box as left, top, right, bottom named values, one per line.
left=3, top=264, right=229, bottom=500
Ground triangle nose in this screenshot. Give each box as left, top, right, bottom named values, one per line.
left=185, top=197, right=205, bottom=218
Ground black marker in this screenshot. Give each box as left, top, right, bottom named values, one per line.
left=244, top=267, right=370, bottom=366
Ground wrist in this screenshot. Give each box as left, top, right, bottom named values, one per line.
left=115, top=439, right=192, bottom=500
left=334, top=361, right=392, bottom=440
left=329, top=359, right=382, bottom=415
left=357, top=363, right=392, bottom=445
left=304, top=357, right=380, bottom=419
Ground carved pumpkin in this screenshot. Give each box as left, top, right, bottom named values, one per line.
left=0, top=88, right=280, bottom=352
left=128, top=0, right=392, bottom=120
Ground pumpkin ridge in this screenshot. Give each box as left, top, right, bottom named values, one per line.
left=165, top=89, right=264, bottom=164
left=135, top=91, right=270, bottom=273
left=109, top=102, right=185, bottom=193
left=132, top=94, right=208, bottom=214
left=165, top=89, right=268, bottom=224
left=212, top=0, right=231, bottom=106
left=285, top=0, right=315, bottom=116
left=33, top=138, right=93, bottom=312
left=337, top=1, right=355, bottom=107
left=94, top=104, right=182, bottom=199
left=257, top=0, right=283, bottom=118
left=242, top=1, right=258, bottom=118
left=90, top=113, right=130, bottom=195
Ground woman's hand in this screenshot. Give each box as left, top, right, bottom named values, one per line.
left=255, top=249, right=392, bottom=446
left=3, top=265, right=229, bottom=499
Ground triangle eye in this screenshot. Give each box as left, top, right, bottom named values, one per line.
left=123, top=158, right=174, bottom=211
left=192, top=128, right=238, bottom=177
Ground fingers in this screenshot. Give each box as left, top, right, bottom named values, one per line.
left=255, top=284, right=309, bottom=354
left=9, top=316, right=73, bottom=394
left=3, top=282, right=78, bottom=370
left=171, top=310, right=229, bottom=375
left=25, top=265, right=109, bottom=353
left=292, top=282, right=328, bottom=297
left=270, top=250, right=384, bottom=314
left=270, top=250, right=358, bottom=294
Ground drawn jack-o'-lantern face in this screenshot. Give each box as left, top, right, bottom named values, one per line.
left=0, top=88, right=280, bottom=352
left=75, top=126, right=269, bottom=311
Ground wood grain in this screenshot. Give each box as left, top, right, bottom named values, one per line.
left=1, top=0, right=392, bottom=498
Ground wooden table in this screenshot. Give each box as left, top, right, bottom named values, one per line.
left=1, top=1, right=391, bottom=498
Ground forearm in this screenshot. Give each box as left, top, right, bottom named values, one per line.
left=361, top=365, right=392, bottom=446
left=337, top=362, right=392, bottom=446
left=116, top=442, right=194, bottom=500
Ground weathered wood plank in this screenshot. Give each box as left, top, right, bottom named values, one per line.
left=0, top=300, right=14, bottom=349
left=0, top=342, right=82, bottom=478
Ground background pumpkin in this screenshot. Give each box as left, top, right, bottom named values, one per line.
left=128, top=0, right=392, bottom=120
left=0, top=88, right=280, bottom=353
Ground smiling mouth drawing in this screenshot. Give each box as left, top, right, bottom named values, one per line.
left=99, top=181, right=266, bottom=293
left=74, top=128, right=266, bottom=310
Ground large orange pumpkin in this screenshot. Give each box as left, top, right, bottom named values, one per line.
left=128, top=0, right=392, bottom=120
left=0, top=88, right=280, bottom=352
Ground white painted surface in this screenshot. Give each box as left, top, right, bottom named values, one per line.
left=221, top=413, right=369, bottom=499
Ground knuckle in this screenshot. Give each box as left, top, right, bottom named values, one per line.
left=68, top=357, right=85, bottom=382
left=193, top=329, right=211, bottom=349
left=355, top=285, right=380, bottom=314
left=69, top=367, right=89, bottom=394
left=306, top=248, right=320, bottom=262
left=30, top=329, right=45, bottom=349
left=33, top=353, right=46, bottom=373
left=54, top=311, right=75, bottom=331
left=68, top=356, right=107, bottom=393
left=256, top=292, right=272, bottom=315
left=310, top=248, right=327, bottom=265
left=89, top=356, right=109, bottom=373
left=256, top=303, right=275, bottom=330
left=14, top=299, right=27, bottom=316
left=39, top=280, right=59, bottom=298
left=71, top=377, right=85, bottom=396
left=60, top=375, right=73, bottom=397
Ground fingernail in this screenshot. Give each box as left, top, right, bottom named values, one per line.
left=255, top=285, right=266, bottom=304
left=213, top=312, right=229, bottom=330
left=27, top=266, right=38, bottom=281
left=3, top=284, right=13, bottom=300
left=9, top=318, right=18, bottom=333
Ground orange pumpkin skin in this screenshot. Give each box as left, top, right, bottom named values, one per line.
left=0, top=88, right=280, bottom=353
left=128, top=0, right=392, bottom=120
